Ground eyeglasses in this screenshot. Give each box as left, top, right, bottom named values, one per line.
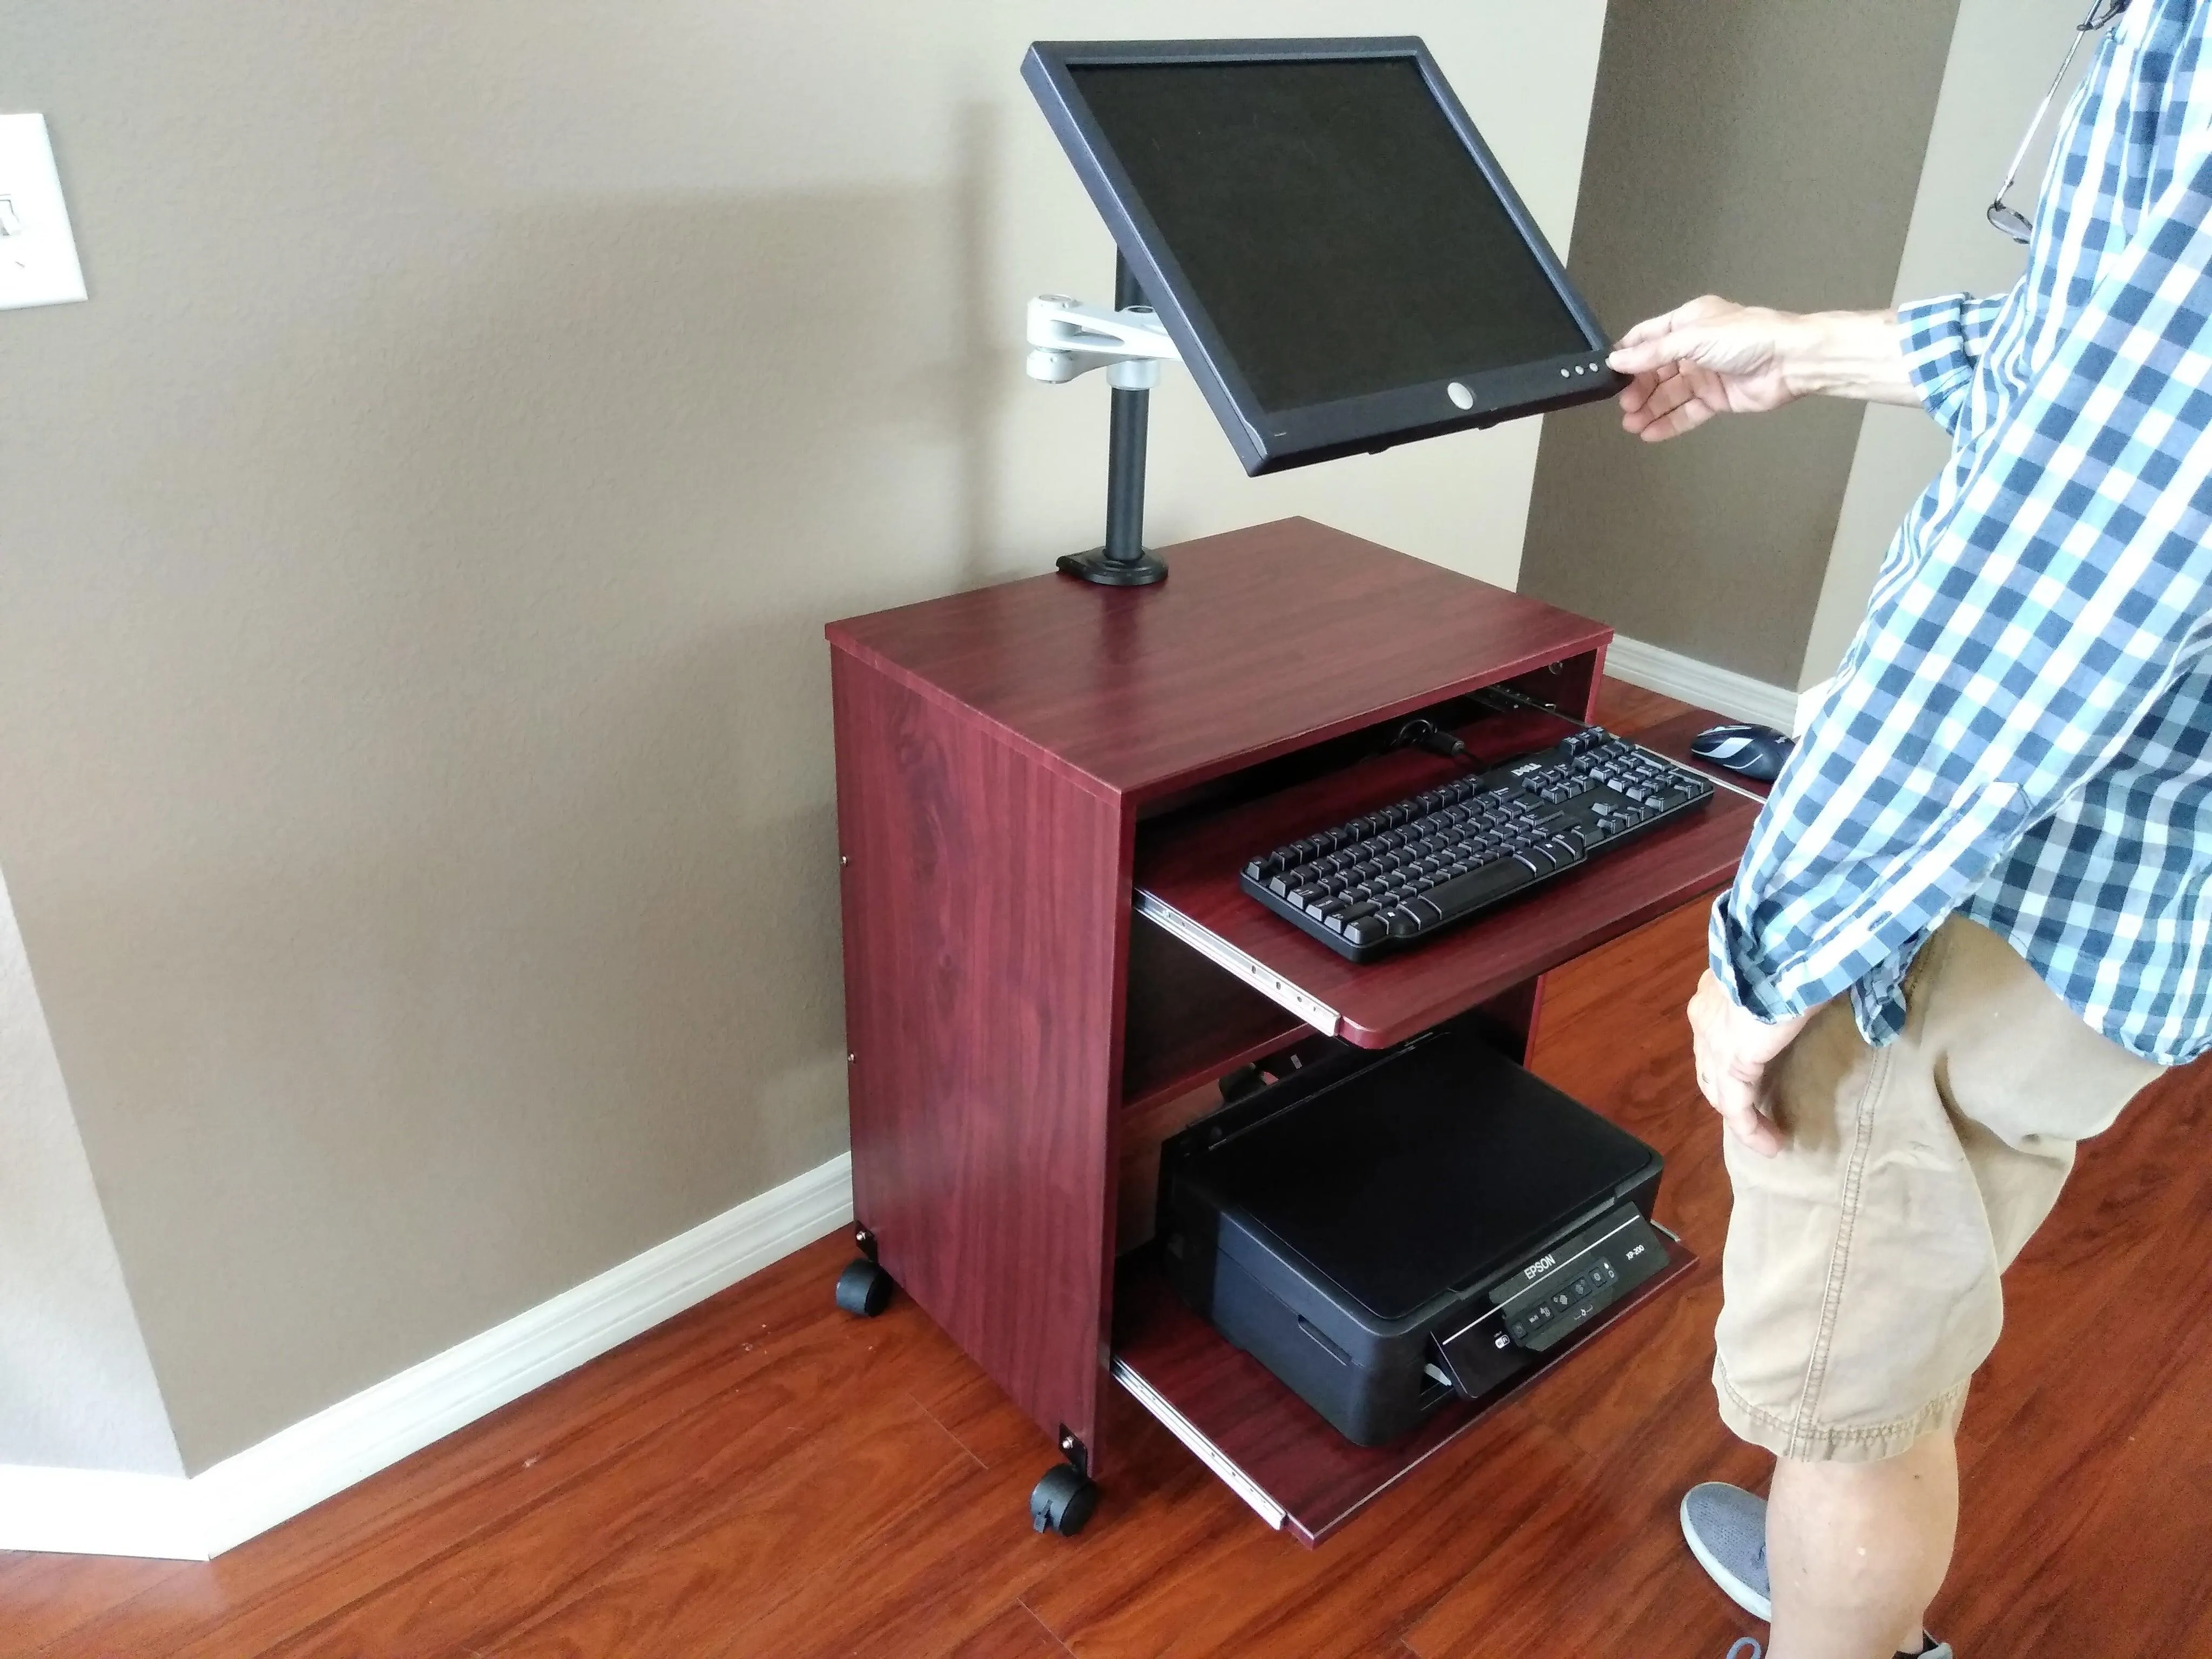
left=1987, top=0, right=2131, bottom=244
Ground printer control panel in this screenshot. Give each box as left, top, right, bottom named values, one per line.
left=1432, top=1204, right=1670, bottom=1397
left=1503, top=1254, right=1622, bottom=1348
left=1498, top=1206, right=1669, bottom=1354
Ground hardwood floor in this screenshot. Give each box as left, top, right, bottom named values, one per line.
left=9, top=682, right=2209, bottom=1656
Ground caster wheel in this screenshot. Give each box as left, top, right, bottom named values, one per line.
left=1029, top=1464, right=1099, bottom=1536
left=834, top=1257, right=895, bottom=1318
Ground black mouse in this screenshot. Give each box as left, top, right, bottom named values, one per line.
left=1690, top=723, right=1793, bottom=783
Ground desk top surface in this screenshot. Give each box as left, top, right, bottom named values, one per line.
left=826, top=518, right=1607, bottom=800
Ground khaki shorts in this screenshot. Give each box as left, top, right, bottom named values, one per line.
left=1714, top=915, right=2162, bottom=1463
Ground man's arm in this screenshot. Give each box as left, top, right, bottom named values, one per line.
left=1604, top=296, right=1922, bottom=443
left=1603, top=294, right=1947, bottom=1139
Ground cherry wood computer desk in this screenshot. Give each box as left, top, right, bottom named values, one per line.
left=825, top=518, right=1762, bottom=1544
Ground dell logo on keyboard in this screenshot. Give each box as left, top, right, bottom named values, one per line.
left=1523, top=1253, right=1556, bottom=1282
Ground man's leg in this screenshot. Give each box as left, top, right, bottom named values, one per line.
left=1766, top=1433, right=1957, bottom=1659
left=1696, top=919, right=2160, bottom=1653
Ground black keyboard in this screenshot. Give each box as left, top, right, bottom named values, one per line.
left=1240, top=727, right=1716, bottom=962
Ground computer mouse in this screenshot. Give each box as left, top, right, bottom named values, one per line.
left=1689, top=723, right=1793, bottom=783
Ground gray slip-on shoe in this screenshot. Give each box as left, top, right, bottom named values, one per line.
left=1682, top=1481, right=1772, bottom=1620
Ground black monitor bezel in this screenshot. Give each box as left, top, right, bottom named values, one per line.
left=1023, top=38, right=1627, bottom=475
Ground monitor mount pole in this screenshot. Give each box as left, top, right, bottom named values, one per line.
left=1025, top=251, right=1179, bottom=586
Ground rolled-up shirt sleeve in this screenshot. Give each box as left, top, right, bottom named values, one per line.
left=1712, top=130, right=2212, bottom=1041
left=1897, top=292, right=2014, bottom=435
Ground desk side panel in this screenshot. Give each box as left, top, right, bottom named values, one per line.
left=832, top=650, right=1128, bottom=1469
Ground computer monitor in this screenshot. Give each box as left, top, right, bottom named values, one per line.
left=1023, top=39, right=1625, bottom=475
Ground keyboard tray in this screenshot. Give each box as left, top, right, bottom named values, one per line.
left=1133, top=710, right=1763, bottom=1048
left=1241, top=727, right=1717, bottom=962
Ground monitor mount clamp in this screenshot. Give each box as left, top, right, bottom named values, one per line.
left=1026, top=254, right=1178, bottom=586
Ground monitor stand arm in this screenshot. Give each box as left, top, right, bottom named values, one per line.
left=1026, top=254, right=1179, bottom=586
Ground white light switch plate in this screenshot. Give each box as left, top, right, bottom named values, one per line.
left=0, top=114, right=88, bottom=310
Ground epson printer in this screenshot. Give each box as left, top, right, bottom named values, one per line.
left=1157, top=1023, right=1673, bottom=1447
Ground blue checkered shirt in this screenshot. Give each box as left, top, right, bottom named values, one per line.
left=1714, top=0, right=2212, bottom=1065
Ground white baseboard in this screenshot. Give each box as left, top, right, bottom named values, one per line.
left=1605, top=634, right=1829, bottom=737
left=0, top=1466, right=202, bottom=1559
left=0, top=1152, right=853, bottom=1560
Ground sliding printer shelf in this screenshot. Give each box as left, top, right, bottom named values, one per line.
left=1112, top=1240, right=1697, bottom=1546
left=1134, top=709, right=1762, bottom=1049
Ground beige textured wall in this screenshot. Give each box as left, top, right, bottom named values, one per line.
left=1800, top=0, right=2093, bottom=688
left=1516, top=0, right=1960, bottom=687
left=0, top=2, right=1605, bottom=1471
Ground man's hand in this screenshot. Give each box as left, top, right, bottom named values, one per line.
left=1687, top=969, right=1813, bottom=1157
left=1607, top=296, right=1918, bottom=442
left=1608, top=297, right=1812, bottom=442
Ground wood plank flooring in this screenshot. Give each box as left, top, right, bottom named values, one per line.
left=8, top=682, right=2209, bottom=1656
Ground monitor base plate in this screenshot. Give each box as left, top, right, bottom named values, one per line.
left=1058, top=547, right=1169, bottom=586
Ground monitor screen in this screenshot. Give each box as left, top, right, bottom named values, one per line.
left=1026, top=42, right=1622, bottom=474
left=1067, top=58, right=1591, bottom=412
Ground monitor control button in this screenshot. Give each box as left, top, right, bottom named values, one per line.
left=1446, top=381, right=1474, bottom=410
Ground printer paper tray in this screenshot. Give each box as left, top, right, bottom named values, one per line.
left=1111, top=1225, right=1694, bottom=1548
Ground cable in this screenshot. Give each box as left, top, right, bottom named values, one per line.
left=1391, top=717, right=1474, bottom=764
left=1395, top=688, right=1601, bottom=771
left=1472, top=684, right=1594, bottom=728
